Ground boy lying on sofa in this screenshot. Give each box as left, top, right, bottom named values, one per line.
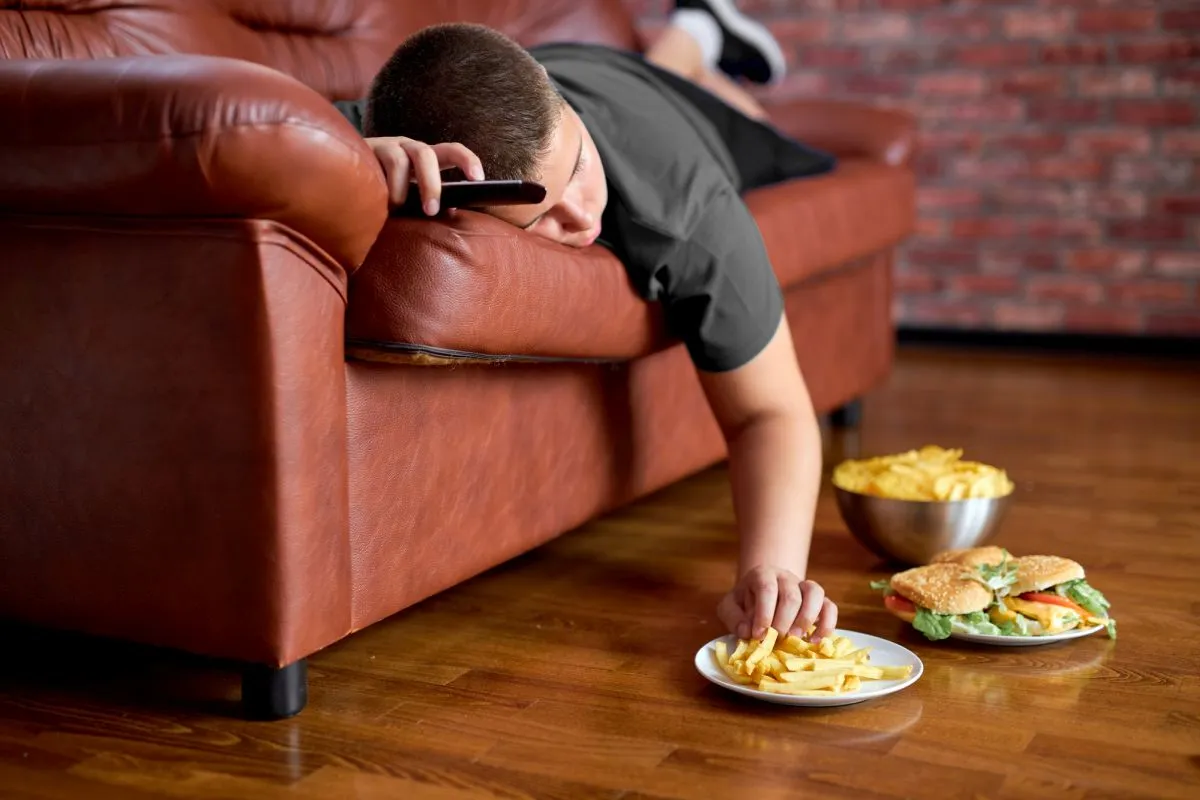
left=336, top=0, right=841, bottom=643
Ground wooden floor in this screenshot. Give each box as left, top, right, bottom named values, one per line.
left=2, top=346, right=1199, bottom=799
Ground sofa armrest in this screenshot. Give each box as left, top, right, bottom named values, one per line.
left=764, top=99, right=917, bottom=168
left=0, top=56, right=388, bottom=268
left=347, top=212, right=667, bottom=363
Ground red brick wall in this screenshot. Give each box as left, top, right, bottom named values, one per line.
left=630, top=1, right=1200, bottom=336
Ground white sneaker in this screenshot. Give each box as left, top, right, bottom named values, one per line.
left=675, top=0, right=787, bottom=85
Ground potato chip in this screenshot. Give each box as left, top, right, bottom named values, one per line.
left=833, top=445, right=1013, bottom=502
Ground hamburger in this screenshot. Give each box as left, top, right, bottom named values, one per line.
left=870, top=563, right=1004, bottom=641
left=992, top=555, right=1116, bottom=638
left=871, top=552, right=1117, bottom=640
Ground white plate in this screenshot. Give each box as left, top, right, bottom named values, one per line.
left=694, top=629, right=923, bottom=707
left=948, top=623, right=1106, bottom=647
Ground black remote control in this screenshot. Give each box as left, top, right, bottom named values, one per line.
left=394, top=179, right=546, bottom=216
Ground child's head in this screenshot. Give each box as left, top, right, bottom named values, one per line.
left=367, top=24, right=608, bottom=248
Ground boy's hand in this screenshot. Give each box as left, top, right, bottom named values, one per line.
left=717, top=566, right=838, bottom=643
left=365, top=137, right=485, bottom=216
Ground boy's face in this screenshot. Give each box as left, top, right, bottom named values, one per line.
left=487, top=105, right=608, bottom=248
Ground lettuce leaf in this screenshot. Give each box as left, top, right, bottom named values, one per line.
left=965, top=553, right=1018, bottom=597
left=1056, top=579, right=1111, bottom=617
left=1054, top=579, right=1116, bottom=638
left=997, top=615, right=1040, bottom=636
left=868, top=579, right=892, bottom=593
left=952, top=611, right=1002, bottom=636
left=913, top=608, right=954, bottom=640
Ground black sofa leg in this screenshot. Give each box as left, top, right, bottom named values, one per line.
left=242, top=659, right=307, bottom=720
left=830, top=399, right=863, bottom=429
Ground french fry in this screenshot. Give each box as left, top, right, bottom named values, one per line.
left=744, top=628, right=779, bottom=671
left=842, top=647, right=872, bottom=664
left=875, top=665, right=915, bottom=680
left=778, top=670, right=845, bottom=689
left=783, top=657, right=859, bottom=671
left=782, top=635, right=813, bottom=655
left=849, top=666, right=885, bottom=680
left=714, top=628, right=912, bottom=696
left=761, top=654, right=785, bottom=674
left=720, top=661, right=756, bottom=685
left=832, top=638, right=856, bottom=658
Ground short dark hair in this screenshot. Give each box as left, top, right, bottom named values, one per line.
left=365, top=23, right=563, bottom=181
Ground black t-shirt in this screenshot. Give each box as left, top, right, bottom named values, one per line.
left=533, top=43, right=782, bottom=373
left=336, top=44, right=792, bottom=372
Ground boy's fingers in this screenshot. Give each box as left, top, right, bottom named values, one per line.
left=813, top=598, right=838, bottom=643
left=431, top=142, right=485, bottom=180
left=732, top=580, right=749, bottom=608
left=795, top=580, right=825, bottom=636
left=748, top=572, right=777, bottom=639
left=400, top=141, right=444, bottom=215
left=374, top=146, right=412, bottom=206
left=772, top=574, right=804, bottom=638
left=716, top=593, right=745, bottom=637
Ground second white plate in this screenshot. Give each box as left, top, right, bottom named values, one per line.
left=948, top=623, right=1106, bottom=647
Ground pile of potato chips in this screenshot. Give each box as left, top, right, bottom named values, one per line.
left=832, top=445, right=1013, bottom=502
left=714, top=627, right=912, bottom=696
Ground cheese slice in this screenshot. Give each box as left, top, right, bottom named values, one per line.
left=989, top=599, right=1018, bottom=626
left=1005, top=597, right=1081, bottom=634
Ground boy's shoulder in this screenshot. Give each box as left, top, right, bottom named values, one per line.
left=534, top=46, right=741, bottom=242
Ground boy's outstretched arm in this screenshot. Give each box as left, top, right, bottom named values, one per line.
left=698, top=317, right=838, bottom=642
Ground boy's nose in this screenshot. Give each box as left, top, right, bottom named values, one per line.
left=561, top=201, right=593, bottom=232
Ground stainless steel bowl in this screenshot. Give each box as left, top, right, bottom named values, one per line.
left=834, top=486, right=1014, bottom=566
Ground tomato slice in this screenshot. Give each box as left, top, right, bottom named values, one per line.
left=1021, top=592, right=1089, bottom=616
left=884, top=595, right=916, bottom=614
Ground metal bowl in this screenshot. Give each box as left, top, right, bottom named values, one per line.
left=834, top=486, right=1014, bottom=566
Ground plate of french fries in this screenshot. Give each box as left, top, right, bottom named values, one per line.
left=695, top=628, right=922, bottom=707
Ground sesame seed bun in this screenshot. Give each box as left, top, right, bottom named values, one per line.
left=930, top=546, right=1010, bottom=568
left=889, top=563, right=993, bottom=615
left=1010, top=555, right=1085, bottom=595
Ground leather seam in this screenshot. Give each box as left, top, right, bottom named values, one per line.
left=345, top=339, right=627, bottom=366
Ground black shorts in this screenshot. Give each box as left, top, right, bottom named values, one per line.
left=641, top=62, right=835, bottom=193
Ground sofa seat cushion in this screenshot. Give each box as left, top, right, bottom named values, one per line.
left=345, top=159, right=915, bottom=364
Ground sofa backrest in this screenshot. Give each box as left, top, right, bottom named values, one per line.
left=0, top=0, right=641, bottom=99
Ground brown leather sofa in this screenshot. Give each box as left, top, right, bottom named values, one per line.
left=0, top=0, right=915, bottom=718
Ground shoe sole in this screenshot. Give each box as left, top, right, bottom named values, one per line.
left=697, top=0, right=786, bottom=85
